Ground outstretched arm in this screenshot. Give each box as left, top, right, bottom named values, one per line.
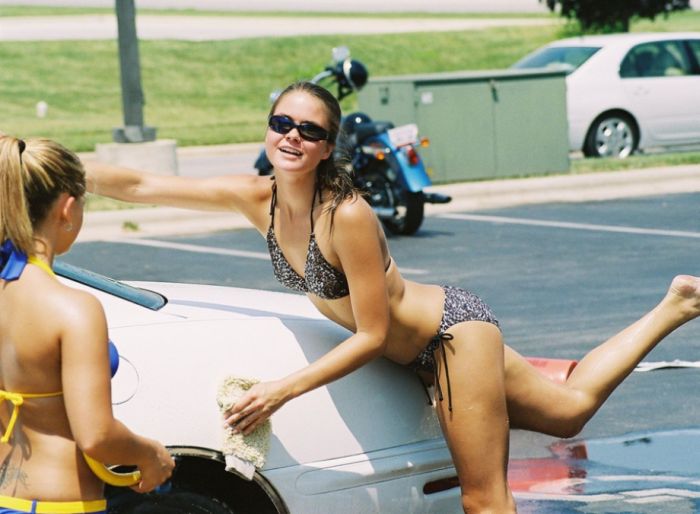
left=84, top=160, right=271, bottom=225
left=224, top=197, right=390, bottom=434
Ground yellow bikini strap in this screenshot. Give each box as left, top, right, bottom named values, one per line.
left=27, top=255, right=55, bottom=277
left=0, top=258, right=61, bottom=442
left=0, top=390, right=62, bottom=443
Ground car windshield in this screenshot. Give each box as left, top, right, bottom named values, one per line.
left=512, top=45, right=601, bottom=74
left=55, top=260, right=167, bottom=311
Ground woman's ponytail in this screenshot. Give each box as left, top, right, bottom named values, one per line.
left=0, top=135, right=85, bottom=255
left=0, top=137, right=34, bottom=254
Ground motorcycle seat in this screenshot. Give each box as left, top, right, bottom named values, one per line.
left=352, top=121, right=395, bottom=143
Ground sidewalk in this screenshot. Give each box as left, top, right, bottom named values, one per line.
left=78, top=151, right=700, bottom=242
left=1, top=0, right=551, bottom=13
left=0, top=14, right=551, bottom=41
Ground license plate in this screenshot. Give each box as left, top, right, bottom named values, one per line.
left=387, top=124, right=418, bottom=148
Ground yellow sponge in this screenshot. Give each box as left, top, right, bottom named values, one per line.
left=216, top=376, right=272, bottom=480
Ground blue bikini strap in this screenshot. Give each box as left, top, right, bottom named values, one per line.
left=0, top=240, right=28, bottom=281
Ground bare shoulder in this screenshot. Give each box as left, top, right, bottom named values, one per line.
left=330, top=194, right=386, bottom=253
left=46, top=283, right=106, bottom=328
left=331, top=194, right=376, bottom=228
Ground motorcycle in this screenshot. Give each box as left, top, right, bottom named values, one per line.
left=255, top=47, right=451, bottom=235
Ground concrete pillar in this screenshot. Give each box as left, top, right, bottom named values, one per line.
left=95, top=139, right=178, bottom=175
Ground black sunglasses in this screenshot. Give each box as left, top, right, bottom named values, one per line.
left=268, top=115, right=329, bottom=142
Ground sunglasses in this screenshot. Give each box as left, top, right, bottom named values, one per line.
left=268, top=115, right=329, bottom=142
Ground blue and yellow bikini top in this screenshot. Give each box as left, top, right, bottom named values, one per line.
left=0, top=239, right=119, bottom=443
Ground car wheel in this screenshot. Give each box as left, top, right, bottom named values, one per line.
left=106, top=454, right=284, bottom=514
left=583, top=114, right=638, bottom=158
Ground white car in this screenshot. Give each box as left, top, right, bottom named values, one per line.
left=512, top=32, right=700, bottom=158
left=55, top=261, right=461, bottom=513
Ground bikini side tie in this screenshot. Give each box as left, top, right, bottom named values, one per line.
left=433, top=333, right=454, bottom=412
left=426, top=333, right=454, bottom=412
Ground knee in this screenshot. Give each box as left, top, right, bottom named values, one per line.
left=546, top=391, right=597, bottom=439
left=548, top=417, right=586, bottom=439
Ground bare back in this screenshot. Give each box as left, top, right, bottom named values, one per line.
left=0, top=266, right=103, bottom=500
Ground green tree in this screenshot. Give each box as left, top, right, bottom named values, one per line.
left=541, top=0, right=691, bottom=33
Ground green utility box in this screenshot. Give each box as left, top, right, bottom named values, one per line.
left=358, top=68, right=570, bottom=183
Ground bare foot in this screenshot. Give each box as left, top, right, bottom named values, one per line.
left=668, top=275, right=700, bottom=321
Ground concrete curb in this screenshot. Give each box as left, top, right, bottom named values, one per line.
left=425, top=164, right=700, bottom=214
left=78, top=164, right=700, bottom=242
left=77, top=142, right=262, bottom=162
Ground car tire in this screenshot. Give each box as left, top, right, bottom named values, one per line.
left=106, top=454, right=284, bottom=514
left=583, top=113, right=638, bottom=158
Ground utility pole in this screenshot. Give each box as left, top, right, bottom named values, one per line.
left=113, top=0, right=156, bottom=143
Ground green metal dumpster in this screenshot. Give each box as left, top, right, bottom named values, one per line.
left=358, top=68, right=569, bottom=183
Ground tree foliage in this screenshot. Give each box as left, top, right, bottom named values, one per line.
left=541, top=0, right=691, bottom=33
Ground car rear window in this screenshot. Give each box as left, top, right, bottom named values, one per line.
left=512, top=46, right=601, bottom=74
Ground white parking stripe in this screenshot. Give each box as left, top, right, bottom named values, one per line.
left=397, top=267, right=428, bottom=275
left=440, top=213, right=700, bottom=239
left=103, top=238, right=271, bottom=260
left=102, top=238, right=429, bottom=275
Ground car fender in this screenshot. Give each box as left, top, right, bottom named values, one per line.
left=565, top=76, right=638, bottom=151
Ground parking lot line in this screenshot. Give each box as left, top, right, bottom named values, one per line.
left=102, top=238, right=271, bottom=260
left=103, top=237, right=429, bottom=275
left=439, top=213, right=700, bottom=239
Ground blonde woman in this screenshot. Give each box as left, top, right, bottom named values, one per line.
left=0, top=136, right=174, bottom=514
left=85, top=82, right=700, bottom=513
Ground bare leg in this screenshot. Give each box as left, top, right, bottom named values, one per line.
left=505, top=275, right=700, bottom=436
left=434, top=320, right=517, bottom=514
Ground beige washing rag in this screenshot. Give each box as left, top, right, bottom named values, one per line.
left=216, top=376, right=272, bottom=481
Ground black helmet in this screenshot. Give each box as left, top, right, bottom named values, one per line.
left=342, top=59, right=368, bottom=90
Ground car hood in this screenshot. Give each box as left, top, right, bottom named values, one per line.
left=67, top=279, right=443, bottom=469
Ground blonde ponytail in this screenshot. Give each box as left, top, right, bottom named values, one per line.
left=0, top=136, right=85, bottom=255
left=0, top=137, right=33, bottom=254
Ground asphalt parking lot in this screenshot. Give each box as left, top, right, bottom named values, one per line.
left=64, top=190, right=700, bottom=513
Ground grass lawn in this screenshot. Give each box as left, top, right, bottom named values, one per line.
left=0, top=27, right=563, bottom=151
left=1, top=7, right=699, bottom=178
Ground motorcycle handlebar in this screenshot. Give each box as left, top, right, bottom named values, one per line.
left=310, top=68, right=335, bottom=85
